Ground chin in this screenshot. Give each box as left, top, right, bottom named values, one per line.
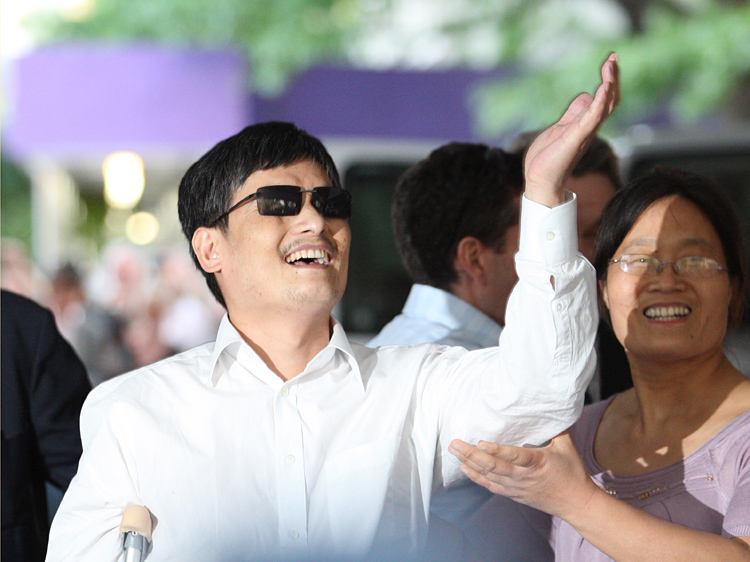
left=628, top=343, right=722, bottom=364
left=283, top=287, right=341, bottom=308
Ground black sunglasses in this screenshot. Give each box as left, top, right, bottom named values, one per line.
left=210, top=185, right=352, bottom=226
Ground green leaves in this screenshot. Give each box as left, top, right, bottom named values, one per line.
left=24, top=0, right=750, bottom=133
left=26, top=0, right=360, bottom=94
left=472, top=2, right=750, bottom=136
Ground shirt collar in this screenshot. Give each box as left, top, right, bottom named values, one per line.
left=208, top=314, right=244, bottom=386
left=207, top=314, right=363, bottom=390
left=320, top=317, right=364, bottom=391
left=403, top=284, right=502, bottom=348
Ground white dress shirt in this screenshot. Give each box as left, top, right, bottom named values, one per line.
left=46, top=194, right=597, bottom=562
left=366, top=284, right=504, bottom=525
left=366, top=284, right=502, bottom=350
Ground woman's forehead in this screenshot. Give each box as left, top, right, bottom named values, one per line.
left=619, top=196, right=722, bottom=252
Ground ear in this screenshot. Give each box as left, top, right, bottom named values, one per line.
left=455, top=237, right=487, bottom=285
left=192, top=227, right=223, bottom=274
left=600, top=279, right=610, bottom=310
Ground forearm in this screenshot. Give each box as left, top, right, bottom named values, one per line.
left=500, top=195, right=597, bottom=436
left=566, top=487, right=750, bottom=562
left=48, top=386, right=139, bottom=560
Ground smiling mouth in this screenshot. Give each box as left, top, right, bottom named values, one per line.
left=643, top=305, right=691, bottom=321
left=285, top=248, right=332, bottom=266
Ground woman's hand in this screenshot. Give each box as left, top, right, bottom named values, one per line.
left=524, top=52, right=619, bottom=208
left=450, top=432, right=750, bottom=562
left=448, top=431, right=599, bottom=521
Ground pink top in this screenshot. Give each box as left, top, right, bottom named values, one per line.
left=552, top=398, right=750, bottom=561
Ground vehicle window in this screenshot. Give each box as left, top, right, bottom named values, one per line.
left=339, top=162, right=414, bottom=337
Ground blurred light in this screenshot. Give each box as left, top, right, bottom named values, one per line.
left=103, top=152, right=145, bottom=209
left=125, top=212, right=159, bottom=245
left=104, top=208, right=129, bottom=235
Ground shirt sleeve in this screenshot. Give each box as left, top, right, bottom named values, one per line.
left=722, top=431, right=750, bottom=538
left=46, top=380, right=143, bottom=562
left=421, top=192, right=598, bottom=487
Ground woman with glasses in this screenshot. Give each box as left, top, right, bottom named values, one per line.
left=451, top=166, right=750, bottom=561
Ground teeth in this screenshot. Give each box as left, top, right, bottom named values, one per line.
left=285, top=249, right=330, bottom=265
left=644, top=306, right=691, bottom=320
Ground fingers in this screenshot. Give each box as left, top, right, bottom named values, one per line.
left=557, top=53, right=619, bottom=126
left=449, top=439, right=546, bottom=500
left=479, top=440, right=539, bottom=468
left=460, top=463, right=509, bottom=496
left=545, top=53, right=619, bottom=152
left=600, top=52, right=617, bottom=85
left=449, top=439, right=538, bottom=473
left=449, top=440, right=505, bottom=475
left=516, top=52, right=620, bottom=206
left=449, top=440, right=513, bottom=495
left=556, top=92, right=595, bottom=126
left=591, top=53, right=620, bottom=121
left=601, top=52, right=620, bottom=109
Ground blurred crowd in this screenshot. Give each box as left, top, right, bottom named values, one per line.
left=1, top=237, right=224, bottom=386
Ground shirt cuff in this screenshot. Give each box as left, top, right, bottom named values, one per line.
left=518, top=191, right=578, bottom=267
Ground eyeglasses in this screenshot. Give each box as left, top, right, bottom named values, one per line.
left=209, top=185, right=352, bottom=226
left=608, top=254, right=727, bottom=278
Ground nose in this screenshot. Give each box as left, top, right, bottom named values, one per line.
left=291, top=192, right=326, bottom=234
left=647, top=262, right=686, bottom=290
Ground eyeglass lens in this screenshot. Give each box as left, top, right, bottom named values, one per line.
left=256, top=186, right=351, bottom=219
left=616, top=254, right=721, bottom=277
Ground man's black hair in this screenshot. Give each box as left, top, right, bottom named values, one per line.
left=392, top=142, right=523, bottom=290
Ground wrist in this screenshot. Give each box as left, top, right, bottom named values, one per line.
left=556, top=477, right=604, bottom=527
left=524, top=186, right=566, bottom=208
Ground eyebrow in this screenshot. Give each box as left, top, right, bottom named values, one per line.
left=622, top=237, right=716, bottom=252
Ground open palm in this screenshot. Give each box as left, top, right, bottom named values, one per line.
left=524, top=53, right=620, bottom=207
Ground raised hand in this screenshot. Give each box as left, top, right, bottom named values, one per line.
left=448, top=432, right=600, bottom=521
left=524, top=53, right=619, bottom=208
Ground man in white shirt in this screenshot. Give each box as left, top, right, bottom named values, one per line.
left=46, top=55, right=619, bottom=561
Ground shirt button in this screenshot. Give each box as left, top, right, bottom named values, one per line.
left=281, top=387, right=289, bottom=397
left=545, top=231, right=556, bottom=241
left=557, top=302, right=564, bottom=311
left=288, top=530, right=299, bottom=540
left=285, top=454, right=296, bottom=464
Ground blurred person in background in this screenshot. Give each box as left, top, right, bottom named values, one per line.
left=120, top=248, right=223, bottom=368
left=122, top=302, right=175, bottom=368
left=87, top=241, right=154, bottom=324
left=83, top=242, right=221, bottom=372
left=2, top=290, right=91, bottom=562
left=1, top=238, right=50, bottom=302
left=49, top=263, right=132, bottom=386
left=152, top=246, right=223, bottom=353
